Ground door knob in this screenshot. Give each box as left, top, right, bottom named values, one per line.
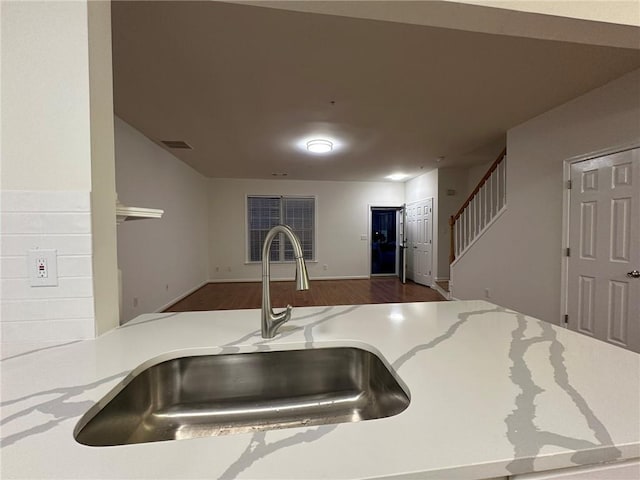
left=627, top=270, right=640, bottom=278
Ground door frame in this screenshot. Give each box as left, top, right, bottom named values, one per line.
left=367, top=203, right=404, bottom=278
left=560, top=140, right=640, bottom=327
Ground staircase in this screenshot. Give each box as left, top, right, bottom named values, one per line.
left=449, top=148, right=507, bottom=263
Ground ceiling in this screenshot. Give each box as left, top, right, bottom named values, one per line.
left=111, top=1, right=640, bottom=182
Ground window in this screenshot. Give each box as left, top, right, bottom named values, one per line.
left=247, top=196, right=315, bottom=262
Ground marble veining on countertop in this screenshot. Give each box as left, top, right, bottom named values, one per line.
left=1, top=300, right=639, bottom=479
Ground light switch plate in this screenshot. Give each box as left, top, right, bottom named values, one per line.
left=27, top=249, right=58, bottom=287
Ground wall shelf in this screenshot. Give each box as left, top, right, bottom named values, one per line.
left=116, top=199, right=164, bottom=225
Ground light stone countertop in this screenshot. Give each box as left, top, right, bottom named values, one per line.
left=1, top=300, right=639, bottom=479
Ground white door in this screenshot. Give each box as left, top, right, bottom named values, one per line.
left=406, top=204, right=416, bottom=281
left=567, top=148, right=640, bottom=353
left=407, top=199, right=433, bottom=286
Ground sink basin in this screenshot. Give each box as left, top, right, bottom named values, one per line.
left=74, top=347, right=409, bottom=446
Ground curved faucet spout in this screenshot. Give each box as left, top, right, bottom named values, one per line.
left=261, top=225, right=310, bottom=338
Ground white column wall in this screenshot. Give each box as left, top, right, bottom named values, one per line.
left=0, top=1, right=104, bottom=342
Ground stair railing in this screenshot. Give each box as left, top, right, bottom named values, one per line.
left=449, top=148, right=507, bottom=263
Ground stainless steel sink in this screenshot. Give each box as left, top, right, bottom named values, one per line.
left=74, top=347, right=409, bottom=446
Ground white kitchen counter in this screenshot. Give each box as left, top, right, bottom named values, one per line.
left=1, top=300, right=639, bottom=479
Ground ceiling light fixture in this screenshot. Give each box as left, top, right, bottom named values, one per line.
left=386, top=173, right=409, bottom=181
left=306, top=139, right=333, bottom=154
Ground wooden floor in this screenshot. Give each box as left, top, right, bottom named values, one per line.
left=165, top=277, right=446, bottom=312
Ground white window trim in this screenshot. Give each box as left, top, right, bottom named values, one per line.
left=244, top=194, right=318, bottom=264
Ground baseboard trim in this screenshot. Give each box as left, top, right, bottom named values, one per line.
left=434, top=277, right=450, bottom=282
left=207, top=275, right=371, bottom=283
left=431, top=282, right=452, bottom=301
left=207, top=278, right=263, bottom=283
left=156, top=280, right=208, bottom=313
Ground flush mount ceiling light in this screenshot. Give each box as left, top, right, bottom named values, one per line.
left=386, top=173, right=409, bottom=181
left=306, top=139, right=333, bottom=154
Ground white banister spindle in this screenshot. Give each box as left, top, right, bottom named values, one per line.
left=464, top=210, right=468, bottom=250
left=489, top=173, right=494, bottom=218
left=461, top=213, right=464, bottom=252
left=466, top=209, right=470, bottom=248
left=476, top=195, right=480, bottom=235
left=483, top=183, right=488, bottom=228
left=497, top=162, right=501, bottom=210
left=479, top=188, right=484, bottom=230
left=476, top=195, right=480, bottom=236
left=497, top=163, right=502, bottom=210
left=471, top=198, right=476, bottom=239
left=493, top=168, right=500, bottom=215
left=460, top=213, right=463, bottom=253
left=500, top=158, right=507, bottom=208
left=472, top=199, right=476, bottom=239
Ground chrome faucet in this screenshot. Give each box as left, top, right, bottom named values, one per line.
left=261, top=225, right=310, bottom=338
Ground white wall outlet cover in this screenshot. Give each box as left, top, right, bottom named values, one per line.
left=27, top=249, right=58, bottom=287
left=360, top=234, right=368, bottom=240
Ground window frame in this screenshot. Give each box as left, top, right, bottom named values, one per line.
left=245, top=194, right=318, bottom=264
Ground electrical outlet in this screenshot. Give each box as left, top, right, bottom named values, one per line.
left=215, top=266, right=220, bottom=272
left=323, top=264, right=328, bottom=271
left=227, top=266, right=231, bottom=272
left=27, top=249, right=58, bottom=287
left=36, top=258, right=48, bottom=278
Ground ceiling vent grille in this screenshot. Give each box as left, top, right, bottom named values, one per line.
left=161, top=140, right=192, bottom=149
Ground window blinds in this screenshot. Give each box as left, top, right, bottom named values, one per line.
left=247, top=196, right=315, bottom=262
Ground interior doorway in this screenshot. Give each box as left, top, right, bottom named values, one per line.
left=566, top=147, right=639, bottom=353
left=370, top=207, right=405, bottom=277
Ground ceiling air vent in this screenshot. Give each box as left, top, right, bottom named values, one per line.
left=161, top=140, right=192, bottom=149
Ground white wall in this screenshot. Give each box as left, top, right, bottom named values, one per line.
left=451, top=68, right=640, bottom=324
left=208, top=178, right=404, bottom=281
left=405, top=168, right=438, bottom=205
left=1, top=1, right=92, bottom=192
left=436, top=168, right=470, bottom=280
left=405, top=169, right=439, bottom=282
left=465, top=161, right=492, bottom=198
left=115, top=118, right=209, bottom=323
